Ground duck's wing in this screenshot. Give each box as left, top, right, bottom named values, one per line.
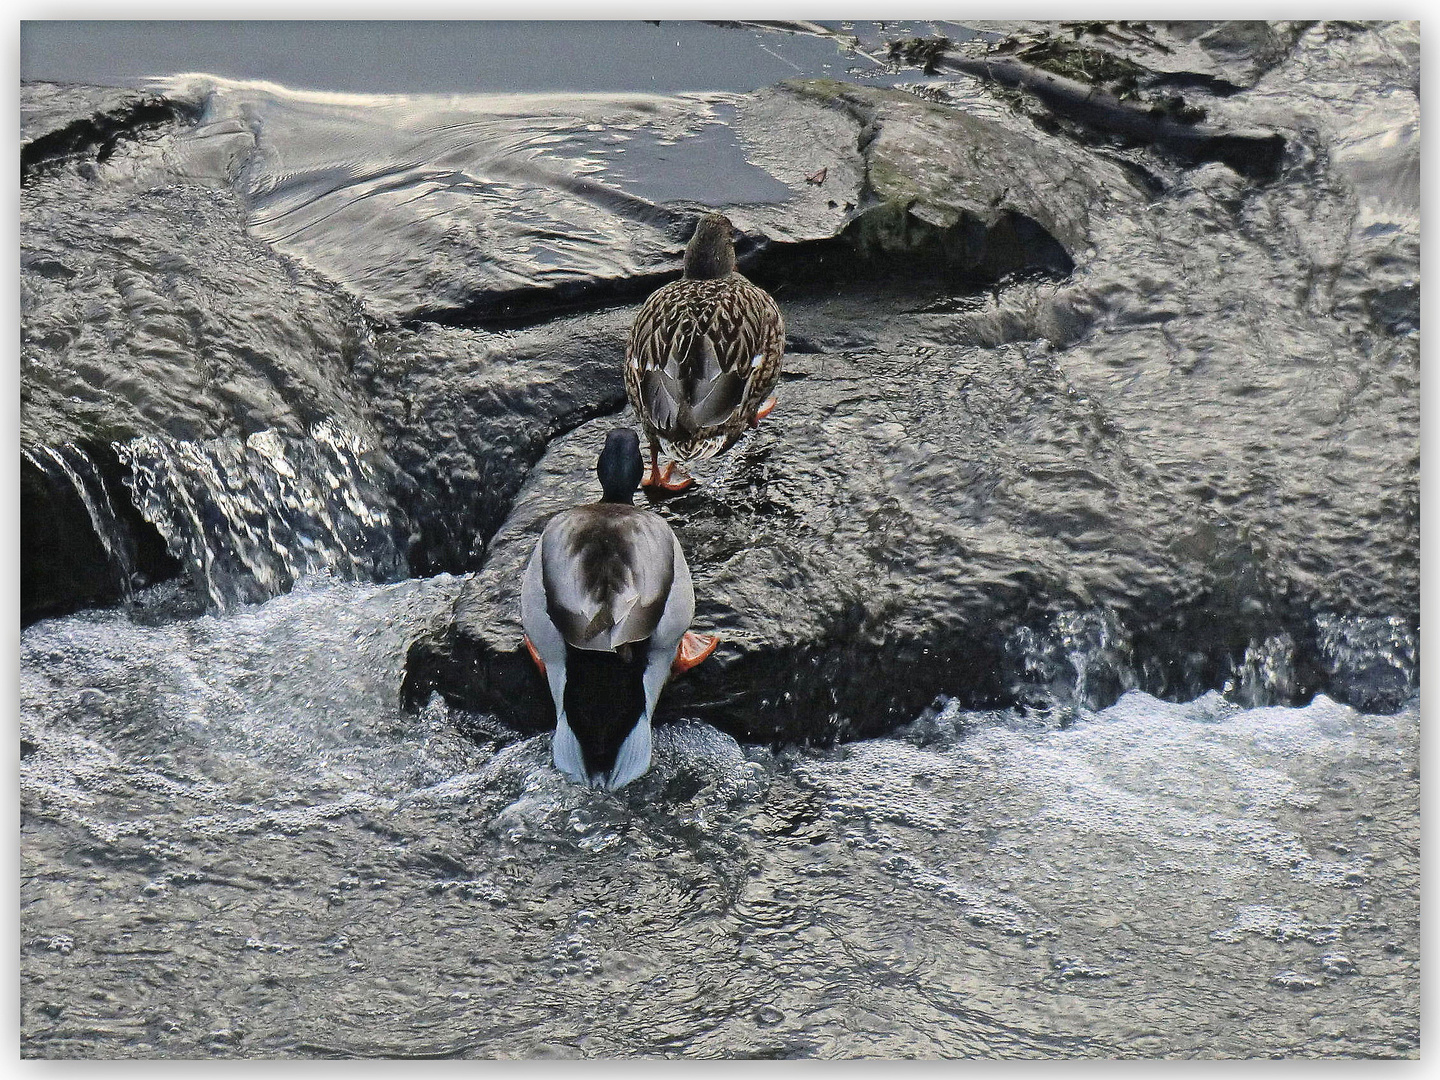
left=629, top=278, right=784, bottom=437
left=538, top=507, right=678, bottom=652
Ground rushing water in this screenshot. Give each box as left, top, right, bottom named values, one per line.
left=20, top=19, right=1420, bottom=1059
left=20, top=575, right=1419, bottom=1058
left=117, top=425, right=406, bottom=609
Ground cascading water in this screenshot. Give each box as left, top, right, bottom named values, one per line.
left=115, top=423, right=408, bottom=609
left=22, top=442, right=138, bottom=597
left=19, top=573, right=1419, bottom=1057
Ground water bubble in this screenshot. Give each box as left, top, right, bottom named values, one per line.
left=1320, top=954, right=1355, bottom=976
left=755, top=1005, right=785, bottom=1026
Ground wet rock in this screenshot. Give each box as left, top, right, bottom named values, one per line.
left=1319, top=953, right=1355, bottom=976
left=21, top=84, right=404, bottom=617
left=358, top=311, right=632, bottom=575
left=742, top=79, right=1143, bottom=285
left=1270, top=970, right=1324, bottom=991
left=1314, top=615, right=1417, bottom=714
left=1165, top=22, right=1310, bottom=88
left=958, top=21, right=1307, bottom=93
left=403, top=296, right=1300, bottom=743
left=149, top=75, right=1140, bottom=324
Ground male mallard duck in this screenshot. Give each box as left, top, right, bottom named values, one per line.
left=625, top=212, right=786, bottom=492
left=520, top=428, right=719, bottom=790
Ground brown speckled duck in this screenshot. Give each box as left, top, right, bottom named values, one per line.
left=625, top=212, right=786, bottom=492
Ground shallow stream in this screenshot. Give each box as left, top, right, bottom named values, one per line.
left=19, top=20, right=1420, bottom=1058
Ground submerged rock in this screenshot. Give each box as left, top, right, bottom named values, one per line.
left=22, top=178, right=380, bottom=448
left=21, top=80, right=201, bottom=184
left=886, top=37, right=1288, bottom=180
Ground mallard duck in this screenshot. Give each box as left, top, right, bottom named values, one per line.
left=625, top=212, right=786, bottom=491
left=520, top=428, right=719, bottom=790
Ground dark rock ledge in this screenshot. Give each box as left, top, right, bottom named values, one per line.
left=401, top=314, right=1369, bottom=744
left=19, top=72, right=1144, bottom=621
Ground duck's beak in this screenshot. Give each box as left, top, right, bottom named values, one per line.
left=523, top=634, right=547, bottom=676
left=672, top=631, right=720, bottom=674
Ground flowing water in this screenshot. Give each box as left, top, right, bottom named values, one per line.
left=19, top=575, right=1419, bottom=1058
left=20, top=20, right=1420, bottom=1059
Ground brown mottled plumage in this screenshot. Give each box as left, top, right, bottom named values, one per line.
left=625, top=213, right=785, bottom=489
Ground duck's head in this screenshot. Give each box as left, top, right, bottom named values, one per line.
left=597, top=428, right=644, bottom=504
left=683, top=212, right=738, bottom=280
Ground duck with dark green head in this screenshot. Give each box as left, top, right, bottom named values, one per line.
left=520, top=428, right=718, bottom=790
left=625, top=212, right=786, bottom=492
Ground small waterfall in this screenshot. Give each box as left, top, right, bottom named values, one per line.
left=1007, top=609, right=1137, bottom=714
left=22, top=442, right=137, bottom=598
left=116, top=423, right=408, bottom=610
left=1229, top=633, right=1296, bottom=708
left=1313, top=613, right=1417, bottom=712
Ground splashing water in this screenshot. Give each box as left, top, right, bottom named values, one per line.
left=116, top=424, right=407, bottom=609
left=23, top=442, right=137, bottom=596
left=19, top=576, right=1418, bottom=1058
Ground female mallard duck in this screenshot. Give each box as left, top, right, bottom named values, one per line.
left=521, top=428, right=719, bottom=790
left=625, top=212, right=786, bottom=492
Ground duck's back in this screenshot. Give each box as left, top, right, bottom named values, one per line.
left=538, top=504, right=680, bottom=652
left=627, top=273, right=784, bottom=457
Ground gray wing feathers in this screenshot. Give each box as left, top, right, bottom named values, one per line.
left=539, top=508, right=678, bottom=651
left=640, top=330, right=746, bottom=434
left=521, top=538, right=565, bottom=663
left=649, top=533, right=695, bottom=656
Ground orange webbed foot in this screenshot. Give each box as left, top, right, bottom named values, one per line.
left=642, top=460, right=695, bottom=493
left=750, top=395, right=778, bottom=428
left=672, top=631, right=720, bottom=674
left=523, top=634, right=547, bottom=676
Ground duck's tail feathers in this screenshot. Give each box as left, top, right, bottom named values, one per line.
left=640, top=331, right=747, bottom=443
left=604, top=715, right=653, bottom=791
left=664, top=431, right=742, bottom=464
left=558, top=642, right=652, bottom=789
